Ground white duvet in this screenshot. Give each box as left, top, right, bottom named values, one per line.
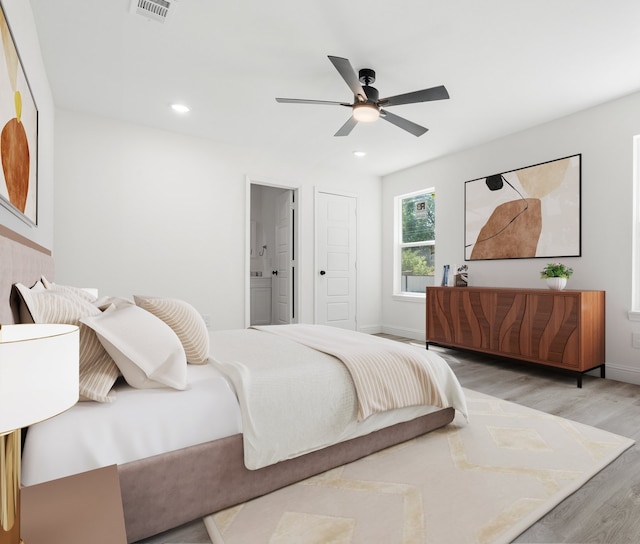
left=209, top=326, right=467, bottom=469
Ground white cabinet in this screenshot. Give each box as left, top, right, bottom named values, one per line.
left=250, top=277, right=272, bottom=325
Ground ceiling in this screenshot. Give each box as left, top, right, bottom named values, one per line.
left=28, top=0, right=640, bottom=177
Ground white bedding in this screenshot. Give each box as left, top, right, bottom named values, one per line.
left=22, top=326, right=466, bottom=486
left=209, top=326, right=467, bottom=470
left=21, top=363, right=242, bottom=486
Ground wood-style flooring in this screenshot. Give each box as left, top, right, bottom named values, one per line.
left=135, top=334, right=640, bottom=544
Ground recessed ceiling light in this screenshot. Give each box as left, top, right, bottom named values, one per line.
left=171, top=103, right=190, bottom=113
left=353, top=150, right=366, bottom=158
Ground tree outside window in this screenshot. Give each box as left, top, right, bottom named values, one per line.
left=397, top=190, right=435, bottom=294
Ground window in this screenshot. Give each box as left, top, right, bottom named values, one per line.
left=395, top=189, right=435, bottom=297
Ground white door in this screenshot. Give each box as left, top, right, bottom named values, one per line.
left=316, top=191, right=357, bottom=330
left=273, top=190, right=293, bottom=324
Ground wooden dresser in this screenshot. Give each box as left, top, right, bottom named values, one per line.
left=425, top=286, right=606, bottom=386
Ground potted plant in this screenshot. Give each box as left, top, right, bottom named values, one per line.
left=540, top=262, right=573, bottom=290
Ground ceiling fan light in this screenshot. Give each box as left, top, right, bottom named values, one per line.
left=352, top=103, right=379, bottom=123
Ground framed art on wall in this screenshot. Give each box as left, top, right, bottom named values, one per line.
left=464, top=154, right=581, bottom=261
left=0, top=3, right=38, bottom=226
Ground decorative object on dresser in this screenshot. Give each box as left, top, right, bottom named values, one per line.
left=545, top=277, right=568, bottom=290
left=454, top=264, right=468, bottom=287
left=0, top=323, right=79, bottom=544
left=440, top=264, right=450, bottom=286
left=425, top=286, right=605, bottom=387
left=540, top=262, right=574, bottom=291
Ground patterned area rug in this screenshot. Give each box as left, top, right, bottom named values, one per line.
left=203, top=388, right=633, bottom=544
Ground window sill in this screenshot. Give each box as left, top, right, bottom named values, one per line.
left=392, top=293, right=426, bottom=303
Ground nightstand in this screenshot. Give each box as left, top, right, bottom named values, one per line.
left=21, top=464, right=127, bottom=544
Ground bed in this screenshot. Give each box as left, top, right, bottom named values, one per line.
left=1, top=226, right=466, bottom=543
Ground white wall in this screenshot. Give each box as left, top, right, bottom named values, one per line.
left=382, top=91, right=640, bottom=384
left=0, top=0, right=54, bottom=250
left=53, top=109, right=382, bottom=332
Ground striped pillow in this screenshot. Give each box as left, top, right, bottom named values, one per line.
left=133, top=295, right=209, bottom=364
left=14, top=284, right=120, bottom=402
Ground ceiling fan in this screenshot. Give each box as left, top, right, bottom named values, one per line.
left=275, top=55, right=449, bottom=137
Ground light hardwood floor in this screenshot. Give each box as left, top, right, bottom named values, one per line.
left=136, top=335, right=640, bottom=544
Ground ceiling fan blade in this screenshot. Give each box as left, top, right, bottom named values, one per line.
left=328, top=56, right=367, bottom=102
left=276, top=98, right=351, bottom=106
left=334, top=116, right=358, bottom=137
left=379, top=85, right=449, bottom=107
left=380, top=109, right=428, bottom=137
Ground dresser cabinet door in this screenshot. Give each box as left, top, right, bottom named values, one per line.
left=491, top=292, right=529, bottom=358
left=528, top=292, right=580, bottom=368
left=454, top=289, right=494, bottom=351
left=426, top=288, right=494, bottom=351
left=426, top=288, right=456, bottom=345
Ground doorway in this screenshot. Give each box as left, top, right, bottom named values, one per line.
left=247, top=180, right=298, bottom=327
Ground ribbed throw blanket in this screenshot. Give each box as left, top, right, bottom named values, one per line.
left=254, top=324, right=452, bottom=420
left=211, top=325, right=467, bottom=468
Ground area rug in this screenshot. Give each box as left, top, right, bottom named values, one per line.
left=203, top=389, right=634, bottom=544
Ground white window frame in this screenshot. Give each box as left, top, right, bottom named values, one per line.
left=630, top=135, right=640, bottom=321
left=393, top=187, right=435, bottom=302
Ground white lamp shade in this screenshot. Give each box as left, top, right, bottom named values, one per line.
left=352, top=103, right=380, bottom=123
left=0, top=324, right=79, bottom=432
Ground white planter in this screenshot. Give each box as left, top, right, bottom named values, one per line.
left=546, top=277, right=567, bottom=290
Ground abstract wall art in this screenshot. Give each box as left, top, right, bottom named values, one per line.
left=464, top=154, right=581, bottom=261
left=0, top=4, right=38, bottom=225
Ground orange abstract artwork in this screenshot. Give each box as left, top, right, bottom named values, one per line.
left=0, top=6, right=37, bottom=225
left=465, top=155, right=581, bottom=261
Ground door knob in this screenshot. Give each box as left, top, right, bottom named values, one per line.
left=272, top=270, right=278, bottom=276
left=319, top=270, right=326, bottom=275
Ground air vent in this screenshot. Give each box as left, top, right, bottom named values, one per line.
left=130, top=0, right=175, bottom=24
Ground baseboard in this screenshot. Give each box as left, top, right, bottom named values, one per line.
left=357, top=324, right=424, bottom=341
left=357, top=324, right=382, bottom=335
left=603, top=363, right=640, bottom=386
left=380, top=325, right=425, bottom=341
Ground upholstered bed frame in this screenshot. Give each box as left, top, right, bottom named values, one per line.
left=1, top=227, right=455, bottom=543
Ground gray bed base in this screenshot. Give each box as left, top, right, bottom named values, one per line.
left=0, top=227, right=456, bottom=543
left=119, top=407, right=455, bottom=542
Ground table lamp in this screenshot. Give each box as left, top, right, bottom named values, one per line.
left=0, top=324, right=79, bottom=544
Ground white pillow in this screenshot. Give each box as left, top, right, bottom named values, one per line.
left=41, top=276, right=98, bottom=303
left=13, top=284, right=119, bottom=403
left=81, top=304, right=187, bottom=390
left=92, top=295, right=134, bottom=311
left=133, top=295, right=209, bottom=364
